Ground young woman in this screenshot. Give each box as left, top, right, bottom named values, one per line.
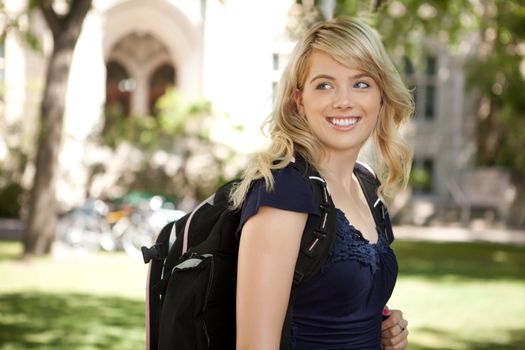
left=232, top=17, right=412, bottom=350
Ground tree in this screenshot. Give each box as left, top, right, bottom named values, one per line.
left=465, top=1, right=525, bottom=170
left=330, top=0, right=525, bottom=173
left=22, top=0, right=92, bottom=257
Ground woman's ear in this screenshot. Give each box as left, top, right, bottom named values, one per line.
left=293, top=89, right=304, bottom=116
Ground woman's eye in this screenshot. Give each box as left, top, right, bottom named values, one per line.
left=354, top=81, right=370, bottom=89
left=316, top=82, right=333, bottom=90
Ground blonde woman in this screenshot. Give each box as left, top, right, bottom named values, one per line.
left=233, top=17, right=411, bottom=349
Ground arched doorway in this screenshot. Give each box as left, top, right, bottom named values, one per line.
left=105, top=32, right=175, bottom=117
left=102, top=0, right=201, bottom=100
left=149, top=63, right=176, bottom=115
left=105, top=60, right=132, bottom=117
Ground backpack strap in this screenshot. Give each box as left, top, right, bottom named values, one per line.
left=144, top=221, right=176, bottom=350
left=288, top=155, right=337, bottom=286
left=280, top=155, right=336, bottom=350
left=353, top=162, right=394, bottom=244
left=181, top=193, right=215, bottom=255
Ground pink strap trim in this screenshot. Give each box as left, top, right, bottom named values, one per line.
left=182, top=194, right=214, bottom=255
left=145, top=262, right=151, bottom=350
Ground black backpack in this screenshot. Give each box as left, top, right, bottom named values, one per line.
left=141, top=156, right=393, bottom=350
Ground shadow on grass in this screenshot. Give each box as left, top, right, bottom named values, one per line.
left=393, top=240, right=525, bottom=281
left=408, top=326, right=525, bottom=350
left=0, top=292, right=145, bottom=350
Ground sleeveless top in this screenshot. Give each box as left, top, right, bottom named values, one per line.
left=237, top=164, right=398, bottom=350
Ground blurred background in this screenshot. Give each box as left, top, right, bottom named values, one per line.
left=0, top=0, right=524, bottom=349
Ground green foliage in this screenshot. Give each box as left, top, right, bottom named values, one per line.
left=409, top=167, right=431, bottom=193
left=0, top=182, right=25, bottom=217
left=0, top=2, right=42, bottom=51
left=101, top=106, right=158, bottom=150
left=101, top=88, right=211, bottom=151
left=99, top=89, right=244, bottom=203
left=156, top=89, right=212, bottom=134
left=463, top=1, right=525, bottom=171
left=334, top=0, right=378, bottom=19
left=333, top=0, right=525, bottom=173
left=0, top=141, right=29, bottom=218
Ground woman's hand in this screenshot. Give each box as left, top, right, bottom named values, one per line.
left=381, top=307, right=409, bottom=350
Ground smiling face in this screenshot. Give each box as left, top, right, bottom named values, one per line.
left=294, top=50, right=382, bottom=158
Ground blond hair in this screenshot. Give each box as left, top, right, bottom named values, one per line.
left=230, top=16, right=413, bottom=208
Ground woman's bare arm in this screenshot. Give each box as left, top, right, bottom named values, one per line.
left=236, top=206, right=307, bottom=350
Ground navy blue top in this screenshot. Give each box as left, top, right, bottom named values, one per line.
left=237, top=164, right=398, bottom=350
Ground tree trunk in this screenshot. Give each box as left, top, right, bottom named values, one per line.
left=23, top=0, right=92, bottom=257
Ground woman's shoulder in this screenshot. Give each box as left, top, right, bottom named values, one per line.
left=255, top=161, right=313, bottom=195
left=236, top=162, right=319, bottom=238
left=246, top=162, right=318, bottom=214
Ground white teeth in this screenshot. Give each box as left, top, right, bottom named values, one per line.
left=329, top=118, right=359, bottom=127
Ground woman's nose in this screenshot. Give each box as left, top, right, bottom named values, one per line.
left=332, top=88, right=354, bottom=109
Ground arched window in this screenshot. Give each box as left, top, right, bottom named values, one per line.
left=105, top=61, right=133, bottom=117
left=149, top=64, right=176, bottom=115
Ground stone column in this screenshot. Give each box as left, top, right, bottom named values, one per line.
left=131, top=69, right=149, bottom=116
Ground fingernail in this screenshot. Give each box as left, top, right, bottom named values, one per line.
left=382, top=306, right=391, bottom=316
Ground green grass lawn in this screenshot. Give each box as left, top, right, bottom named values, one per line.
left=389, top=240, right=525, bottom=349
left=1, top=240, right=524, bottom=349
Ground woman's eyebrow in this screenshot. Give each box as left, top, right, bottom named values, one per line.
left=309, top=72, right=372, bottom=84
left=309, top=74, right=335, bottom=83
left=352, top=73, right=372, bottom=79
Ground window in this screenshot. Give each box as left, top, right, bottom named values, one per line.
left=426, top=55, right=437, bottom=75
left=403, top=56, right=415, bottom=76
left=270, top=49, right=292, bottom=105
left=272, top=53, right=279, bottom=71
left=424, top=84, right=436, bottom=118
left=272, top=81, right=278, bottom=104
left=271, top=52, right=287, bottom=105
left=403, top=54, right=438, bottom=120
left=410, top=158, right=435, bottom=194
left=423, top=55, right=437, bottom=119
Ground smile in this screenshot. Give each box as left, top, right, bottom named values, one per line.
left=326, top=117, right=361, bottom=127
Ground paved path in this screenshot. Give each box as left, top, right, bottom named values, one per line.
left=393, top=225, right=525, bottom=245
left=0, top=218, right=25, bottom=240
left=1, top=218, right=524, bottom=245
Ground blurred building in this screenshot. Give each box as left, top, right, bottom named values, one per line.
left=1, top=0, right=511, bottom=222
left=2, top=0, right=295, bottom=205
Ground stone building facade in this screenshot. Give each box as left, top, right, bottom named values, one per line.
left=2, top=0, right=497, bottom=222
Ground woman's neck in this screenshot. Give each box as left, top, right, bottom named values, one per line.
left=317, top=151, right=360, bottom=192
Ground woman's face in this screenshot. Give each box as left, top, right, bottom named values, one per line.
left=295, top=50, right=382, bottom=157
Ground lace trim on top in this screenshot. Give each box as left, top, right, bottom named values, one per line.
left=326, top=208, right=388, bottom=274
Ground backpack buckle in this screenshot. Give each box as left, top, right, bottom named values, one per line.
left=306, top=229, right=328, bottom=253
left=313, top=228, right=328, bottom=239
left=141, top=243, right=167, bottom=264
left=319, top=202, right=331, bottom=211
